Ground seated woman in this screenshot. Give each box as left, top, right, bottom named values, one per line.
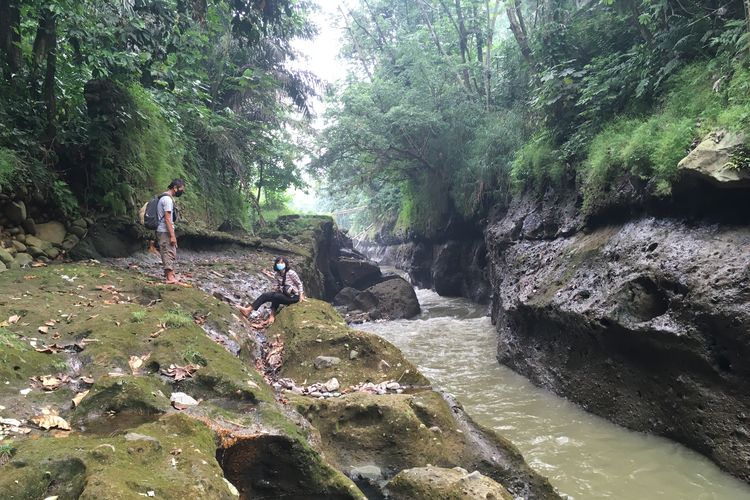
left=238, top=257, right=305, bottom=326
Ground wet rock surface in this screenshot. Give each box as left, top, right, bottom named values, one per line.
left=386, top=466, right=513, bottom=500
left=0, top=215, right=556, bottom=499
left=487, top=198, right=750, bottom=481
left=335, top=276, right=421, bottom=320
left=358, top=238, right=491, bottom=304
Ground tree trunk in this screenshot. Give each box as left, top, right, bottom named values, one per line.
left=35, top=8, right=57, bottom=144
left=454, top=0, right=472, bottom=90
left=0, top=0, right=21, bottom=78
left=506, top=1, right=533, bottom=64
left=339, top=6, right=373, bottom=80
left=256, top=162, right=264, bottom=204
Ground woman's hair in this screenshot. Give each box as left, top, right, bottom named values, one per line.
left=168, top=178, right=185, bottom=189
left=274, top=256, right=290, bottom=273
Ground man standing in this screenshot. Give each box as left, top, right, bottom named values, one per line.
left=157, top=179, right=185, bottom=284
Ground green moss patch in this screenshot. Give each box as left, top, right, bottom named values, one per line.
left=269, top=299, right=428, bottom=387
left=0, top=413, right=235, bottom=499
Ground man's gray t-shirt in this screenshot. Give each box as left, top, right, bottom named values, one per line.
left=156, top=194, right=174, bottom=233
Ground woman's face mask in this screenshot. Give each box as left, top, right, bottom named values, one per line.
left=275, top=263, right=286, bottom=271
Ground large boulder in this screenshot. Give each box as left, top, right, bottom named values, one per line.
left=3, top=200, right=26, bottom=224
left=387, top=466, right=513, bottom=500
left=365, top=277, right=420, bottom=319
left=35, top=221, right=67, bottom=244
left=678, top=130, right=750, bottom=188
left=335, top=257, right=383, bottom=289
left=334, top=277, right=421, bottom=320
left=333, top=286, right=359, bottom=307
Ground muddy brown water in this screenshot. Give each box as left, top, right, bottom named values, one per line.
left=358, top=285, right=750, bottom=500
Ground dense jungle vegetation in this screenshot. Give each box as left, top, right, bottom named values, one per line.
left=317, top=0, right=750, bottom=238
left=0, top=0, right=316, bottom=228
left=2, top=1, right=750, bottom=237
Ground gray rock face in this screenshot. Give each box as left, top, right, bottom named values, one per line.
left=486, top=201, right=750, bottom=481
left=365, top=277, right=420, bottom=320
left=335, top=257, right=383, bottom=289
left=359, top=239, right=491, bottom=304
left=335, top=277, right=421, bottom=320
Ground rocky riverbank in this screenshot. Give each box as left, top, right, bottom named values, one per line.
left=0, top=215, right=558, bottom=499
left=356, top=238, right=491, bottom=304
left=483, top=145, right=750, bottom=482
left=355, top=131, right=750, bottom=483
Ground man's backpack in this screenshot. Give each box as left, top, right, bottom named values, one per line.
left=141, top=193, right=171, bottom=230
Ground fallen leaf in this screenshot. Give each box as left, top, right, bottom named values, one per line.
left=45, top=320, right=57, bottom=327
left=86, top=315, right=99, bottom=320
left=129, top=353, right=151, bottom=375
left=150, top=327, right=166, bottom=338
left=160, top=363, right=199, bottom=381
left=31, top=262, right=47, bottom=268
left=40, top=375, right=63, bottom=391
left=32, top=414, right=71, bottom=431
left=38, top=326, right=49, bottom=334
left=19, top=388, right=32, bottom=395
left=8, top=315, right=20, bottom=324
left=72, top=390, right=90, bottom=407
left=115, top=321, right=121, bottom=327
left=79, top=376, right=95, bottom=385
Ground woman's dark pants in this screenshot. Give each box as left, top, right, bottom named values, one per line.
left=252, top=292, right=299, bottom=313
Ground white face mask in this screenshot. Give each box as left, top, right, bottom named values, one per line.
left=275, top=263, right=286, bottom=271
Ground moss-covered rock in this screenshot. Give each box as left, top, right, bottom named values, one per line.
left=72, top=375, right=170, bottom=425
left=386, top=466, right=514, bottom=500
left=0, top=262, right=368, bottom=500
left=218, top=432, right=365, bottom=499
left=0, top=413, right=237, bottom=499
left=269, top=299, right=429, bottom=387
left=292, top=390, right=557, bottom=499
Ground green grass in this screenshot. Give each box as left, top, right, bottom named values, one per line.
left=182, top=347, right=208, bottom=367
left=0, top=328, right=27, bottom=352
left=510, top=133, right=565, bottom=192
left=580, top=62, right=750, bottom=213
left=130, top=310, right=147, bottom=323
left=161, top=309, right=193, bottom=328
left=0, top=443, right=15, bottom=458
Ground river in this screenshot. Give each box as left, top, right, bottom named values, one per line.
left=357, top=286, right=750, bottom=499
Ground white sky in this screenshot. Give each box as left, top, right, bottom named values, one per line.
left=288, top=0, right=355, bottom=213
